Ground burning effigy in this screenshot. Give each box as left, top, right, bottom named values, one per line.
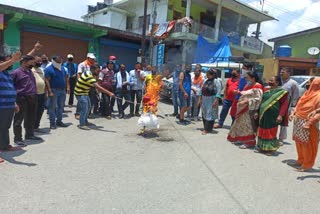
left=138, top=74, right=163, bottom=132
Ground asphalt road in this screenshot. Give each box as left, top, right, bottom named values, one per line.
left=1, top=99, right=320, bottom=214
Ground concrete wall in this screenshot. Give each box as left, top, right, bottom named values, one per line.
left=274, top=31, right=320, bottom=59
left=83, top=11, right=127, bottom=31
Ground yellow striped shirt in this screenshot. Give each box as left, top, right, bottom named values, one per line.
left=74, top=71, right=97, bottom=96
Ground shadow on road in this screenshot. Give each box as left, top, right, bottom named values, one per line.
left=297, top=175, right=320, bottom=181
left=138, top=131, right=159, bottom=139
left=0, top=149, right=37, bottom=167
left=89, top=125, right=117, bottom=133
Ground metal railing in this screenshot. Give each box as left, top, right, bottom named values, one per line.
left=173, top=22, right=263, bottom=53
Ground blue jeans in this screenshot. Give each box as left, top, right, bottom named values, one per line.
left=48, top=89, right=66, bottom=126
left=171, top=88, right=179, bottom=115
left=218, top=99, right=234, bottom=126
left=76, top=95, right=91, bottom=126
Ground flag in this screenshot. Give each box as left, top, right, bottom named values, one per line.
left=0, top=14, right=4, bottom=30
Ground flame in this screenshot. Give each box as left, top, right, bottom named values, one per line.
left=143, top=75, right=163, bottom=114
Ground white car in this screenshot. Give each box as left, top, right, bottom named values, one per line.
left=290, top=75, right=313, bottom=97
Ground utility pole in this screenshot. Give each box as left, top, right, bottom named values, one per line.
left=149, top=0, right=158, bottom=66
left=141, top=0, right=148, bottom=64
left=181, top=0, right=191, bottom=67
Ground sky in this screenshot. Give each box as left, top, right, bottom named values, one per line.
left=1, top=0, right=320, bottom=47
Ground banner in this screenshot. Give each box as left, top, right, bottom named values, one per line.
left=155, top=44, right=165, bottom=71
left=194, top=35, right=232, bottom=63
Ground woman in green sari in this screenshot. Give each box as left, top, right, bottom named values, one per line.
left=256, top=76, right=289, bottom=154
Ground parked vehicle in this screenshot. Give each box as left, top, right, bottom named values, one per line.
left=160, top=61, right=243, bottom=100
left=290, top=75, right=313, bottom=97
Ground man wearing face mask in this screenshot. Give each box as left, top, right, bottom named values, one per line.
left=45, top=55, right=70, bottom=129
left=230, top=62, right=253, bottom=119
left=10, top=55, right=43, bottom=146
left=63, top=54, right=78, bottom=107
left=214, top=68, right=240, bottom=128
left=32, top=56, right=46, bottom=131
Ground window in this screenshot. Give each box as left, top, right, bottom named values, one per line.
left=173, top=10, right=182, bottom=20
left=200, top=12, right=216, bottom=28
left=139, top=15, right=150, bottom=29
left=181, top=0, right=187, bottom=8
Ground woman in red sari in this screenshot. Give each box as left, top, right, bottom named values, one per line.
left=227, top=71, right=264, bottom=149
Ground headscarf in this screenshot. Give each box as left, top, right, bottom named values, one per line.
left=295, top=77, right=320, bottom=119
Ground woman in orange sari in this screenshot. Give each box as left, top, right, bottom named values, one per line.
left=289, top=77, right=320, bottom=172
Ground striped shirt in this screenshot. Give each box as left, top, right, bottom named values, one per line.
left=74, top=71, right=97, bottom=96
left=0, top=71, right=17, bottom=109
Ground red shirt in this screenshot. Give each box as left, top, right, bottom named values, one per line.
left=225, top=78, right=239, bottom=101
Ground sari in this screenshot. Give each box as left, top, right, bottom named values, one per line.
left=292, top=78, right=320, bottom=170
left=227, top=83, right=263, bottom=146
left=257, top=88, right=288, bottom=152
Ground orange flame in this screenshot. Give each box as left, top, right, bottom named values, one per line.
left=143, top=75, right=163, bottom=114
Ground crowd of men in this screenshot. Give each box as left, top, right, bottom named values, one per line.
left=0, top=42, right=161, bottom=158
left=0, top=41, right=303, bottom=165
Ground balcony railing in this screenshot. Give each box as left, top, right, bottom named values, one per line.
left=172, top=22, right=264, bottom=53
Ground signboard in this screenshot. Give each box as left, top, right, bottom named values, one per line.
left=155, top=44, right=165, bottom=71
left=0, top=14, right=4, bottom=30
left=155, top=22, right=169, bottom=37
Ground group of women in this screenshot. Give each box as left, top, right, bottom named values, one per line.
left=226, top=71, right=320, bottom=172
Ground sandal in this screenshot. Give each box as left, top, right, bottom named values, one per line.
left=201, top=131, right=208, bottom=135
left=296, top=167, right=310, bottom=172
left=287, top=161, right=301, bottom=168
left=239, top=144, right=249, bottom=149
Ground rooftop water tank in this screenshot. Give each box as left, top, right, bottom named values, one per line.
left=276, top=45, right=292, bottom=57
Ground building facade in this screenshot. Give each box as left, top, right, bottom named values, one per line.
left=82, top=0, right=276, bottom=65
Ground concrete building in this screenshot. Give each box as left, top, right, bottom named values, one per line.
left=0, top=4, right=142, bottom=70
left=82, top=0, right=276, bottom=65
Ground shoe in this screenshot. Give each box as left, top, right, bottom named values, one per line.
left=56, top=122, right=68, bottom=127
left=214, top=124, right=222, bottom=129
left=14, top=140, right=27, bottom=147
left=50, top=125, right=57, bottom=130
left=170, top=113, right=177, bottom=117
left=25, top=135, right=43, bottom=141
left=78, top=125, right=90, bottom=130
left=129, top=113, right=134, bottom=117
left=287, top=161, right=301, bottom=168
left=176, top=115, right=180, bottom=119
left=106, top=116, right=112, bottom=120
left=135, top=112, right=141, bottom=117
left=86, top=122, right=95, bottom=126
left=119, top=114, right=124, bottom=119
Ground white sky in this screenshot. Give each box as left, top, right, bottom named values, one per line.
left=1, top=0, right=320, bottom=47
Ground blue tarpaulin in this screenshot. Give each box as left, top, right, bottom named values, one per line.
left=194, top=35, right=232, bottom=63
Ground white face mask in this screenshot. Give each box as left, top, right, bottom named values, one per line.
left=52, top=60, right=62, bottom=70
left=241, top=69, right=249, bottom=78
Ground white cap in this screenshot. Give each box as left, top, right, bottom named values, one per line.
left=67, top=54, right=74, bottom=58
left=87, top=53, right=96, bottom=59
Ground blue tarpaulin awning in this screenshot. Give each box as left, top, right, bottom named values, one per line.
left=194, top=35, right=232, bottom=64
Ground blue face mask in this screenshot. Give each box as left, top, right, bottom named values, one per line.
left=246, top=80, right=254, bottom=86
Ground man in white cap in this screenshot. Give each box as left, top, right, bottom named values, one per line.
left=75, top=53, right=96, bottom=119
left=77, top=53, right=96, bottom=78
left=63, top=54, right=78, bottom=107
